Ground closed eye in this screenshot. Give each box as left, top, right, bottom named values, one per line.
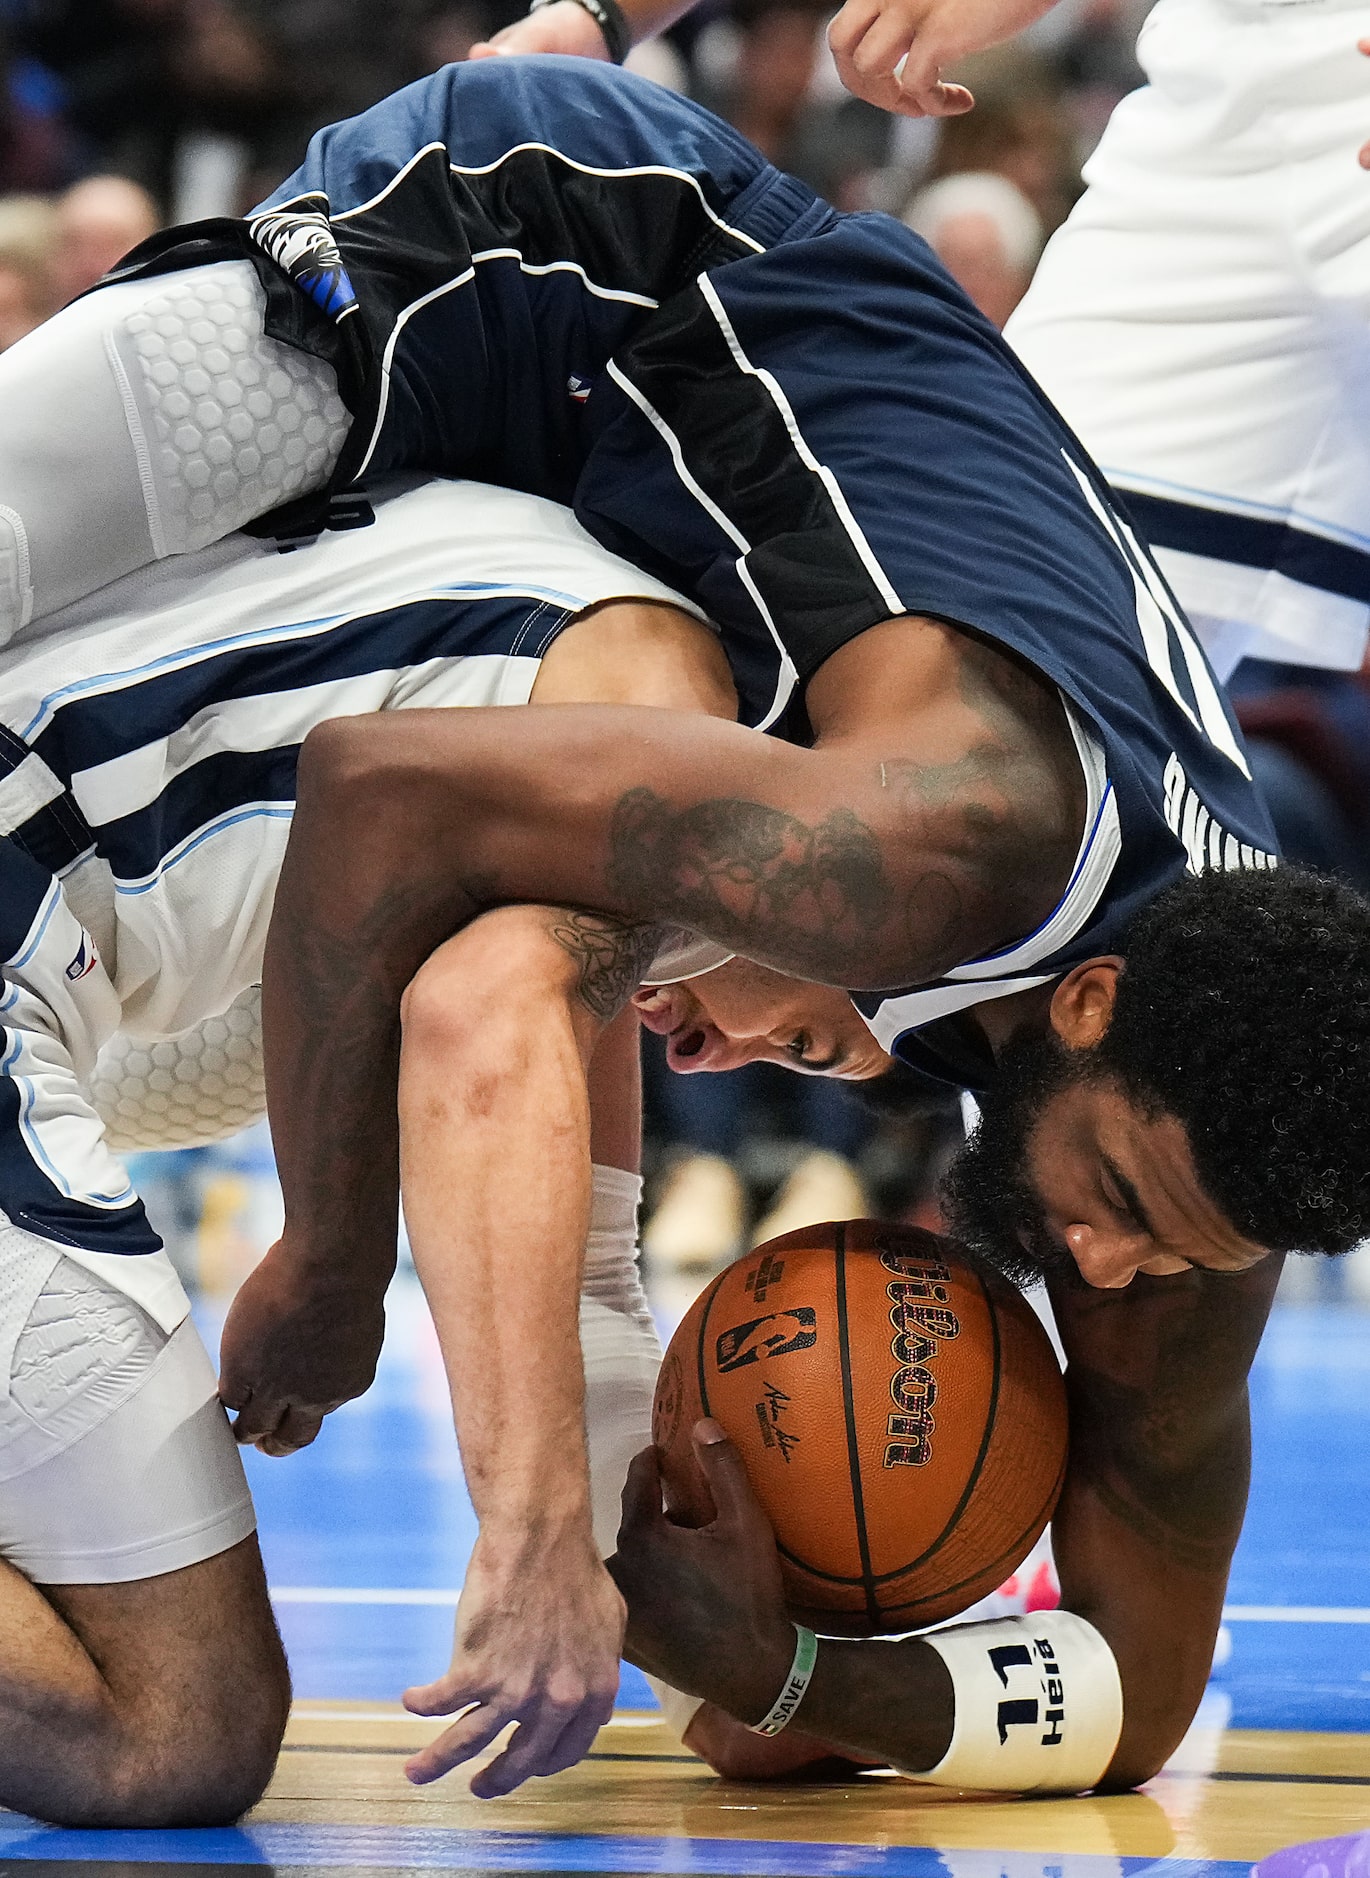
left=1101, top=1156, right=1157, bottom=1240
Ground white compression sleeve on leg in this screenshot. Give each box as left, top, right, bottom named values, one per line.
left=907, top=1612, right=1123, bottom=1794
left=0, top=261, right=348, bottom=641
left=579, top=1164, right=704, bottom=1740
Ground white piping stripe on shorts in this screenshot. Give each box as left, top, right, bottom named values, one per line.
left=1061, top=452, right=1250, bottom=777
left=278, top=139, right=764, bottom=264
left=697, top=274, right=905, bottom=618
left=606, top=358, right=798, bottom=727
left=354, top=266, right=478, bottom=479
left=355, top=247, right=664, bottom=480
left=606, top=360, right=748, bottom=552
left=303, top=138, right=765, bottom=258
left=494, top=254, right=658, bottom=307
left=285, top=142, right=449, bottom=227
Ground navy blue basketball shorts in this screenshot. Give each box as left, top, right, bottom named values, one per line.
left=114, top=58, right=1148, bottom=732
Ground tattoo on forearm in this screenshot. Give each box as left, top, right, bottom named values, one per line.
left=605, top=789, right=893, bottom=982
left=547, top=910, right=662, bottom=1020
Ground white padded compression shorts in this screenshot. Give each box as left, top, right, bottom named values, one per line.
left=92, top=988, right=267, bottom=1154
left=0, top=1226, right=254, bottom=1584
left=0, top=260, right=348, bottom=644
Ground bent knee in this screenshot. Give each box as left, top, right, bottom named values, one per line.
left=78, top=1615, right=290, bottom=1826
left=69, top=1684, right=289, bottom=1828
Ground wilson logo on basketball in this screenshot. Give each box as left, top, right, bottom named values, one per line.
left=715, top=1308, right=817, bottom=1373
left=879, top=1250, right=960, bottom=1468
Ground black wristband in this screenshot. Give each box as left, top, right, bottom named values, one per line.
left=529, top=0, right=633, bottom=63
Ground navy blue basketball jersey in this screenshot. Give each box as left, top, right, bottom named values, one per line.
left=109, top=59, right=1278, bottom=1080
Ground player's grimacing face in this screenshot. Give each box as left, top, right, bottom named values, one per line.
left=631, top=958, right=892, bottom=1081
left=941, top=1031, right=1270, bottom=1292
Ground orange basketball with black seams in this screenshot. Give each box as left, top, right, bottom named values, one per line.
left=652, top=1219, right=1068, bottom=1636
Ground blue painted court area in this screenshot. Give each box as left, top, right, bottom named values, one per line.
left=0, top=1822, right=1256, bottom=1876
left=1219, top=1303, right=1370, bottom=1731
left=193, top=1285, right=1370, bottom=1729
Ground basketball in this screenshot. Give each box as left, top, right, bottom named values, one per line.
left=652, top=1219, right=1068, bottom=1635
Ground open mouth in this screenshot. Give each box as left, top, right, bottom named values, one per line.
left=670, top=1027, right=708, bottom=1061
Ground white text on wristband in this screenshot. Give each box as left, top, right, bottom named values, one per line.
left=748, top=1624, right=819, bottom=1736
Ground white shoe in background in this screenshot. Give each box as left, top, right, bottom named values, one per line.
left=751, top=1149, right=868, bottom=1247
left=642, top=1153, right=746, bottom=1274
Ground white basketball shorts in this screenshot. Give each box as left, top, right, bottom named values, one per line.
left=1008, top=0, right=1370, bottom=679
left=0, top=1224, right=254, bottom=1585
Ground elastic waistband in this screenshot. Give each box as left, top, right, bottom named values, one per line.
left=725, top=166, right=837, bottom=250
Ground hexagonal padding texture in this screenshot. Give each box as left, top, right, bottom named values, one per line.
left=110, top=261, right=350, bottom=556
left=92, top=986, right=266, bottom=1151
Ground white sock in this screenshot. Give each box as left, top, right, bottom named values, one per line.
left=581, top=1163, right=659, bottom=1558
left=581, top=1164, right=703, bottom=1739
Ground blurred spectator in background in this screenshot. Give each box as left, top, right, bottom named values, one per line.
left=905, top=169, right=1042, bottom=327
left=1037, top=0, right=1150, bottom=155
left=51, top=173, right=158, bottom=299
left=694, top=0, right=890, bottom=206
left=0, top=190, right=56, bottom=345
left=0, top=23, right=72, bottom=192
left=926, top=48, right=1081, bottom=233
left=641, top=1042, right=873, bottom=1271
left=13, top=0, right=188, bottom=198
left=8, top=0, right=489, bottom=215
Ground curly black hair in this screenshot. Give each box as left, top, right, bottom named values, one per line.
left=852, top=865, right=1370, bottom=1255
left=1093, top=865, right=1370, bottom=1255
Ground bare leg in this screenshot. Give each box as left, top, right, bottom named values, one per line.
left=0, top=1535, right=288, bottom=1825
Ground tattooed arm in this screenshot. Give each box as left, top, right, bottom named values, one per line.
left=266, top=624, right=1081, bottom=1273
left=227, top=899, right=659, bottom=1791
left=394, top=901, right=659, bottom=1796
left=1045, top=1254, right=1282, bottom=1785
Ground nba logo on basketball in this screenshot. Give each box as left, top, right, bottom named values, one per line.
left=715, top=1309, right=817, bottom=1373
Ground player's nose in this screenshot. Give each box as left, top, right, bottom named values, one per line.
left=1063, top=1223, right=1148, bottom=1289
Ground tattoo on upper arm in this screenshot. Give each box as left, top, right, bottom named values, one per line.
left=605, top=789, right=894, bottom=983
left=548, top=909, right=662, bottom=1021
left=882, top=642, right=1085, bottom=940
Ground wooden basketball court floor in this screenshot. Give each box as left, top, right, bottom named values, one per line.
left=9, top=1155, right=1367, bottom=1877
